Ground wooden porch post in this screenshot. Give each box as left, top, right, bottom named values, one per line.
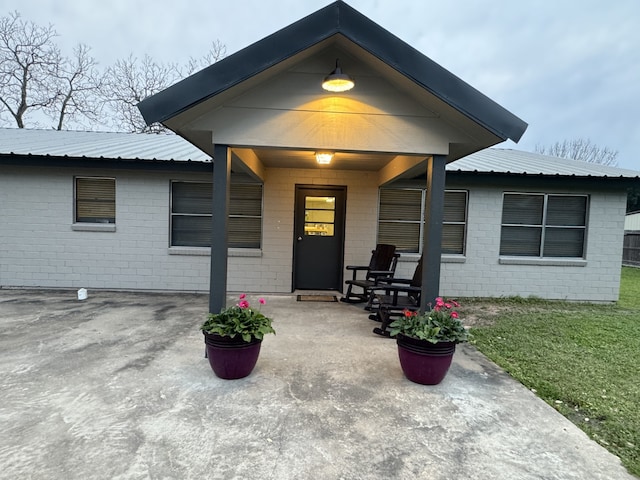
left=420, top=154, right=446, bottom=312
left=209, top=144, right=231, bottom=314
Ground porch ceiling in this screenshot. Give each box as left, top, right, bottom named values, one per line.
left=231, top=146, right=428, bottom=185
left=248, top=147, right=402, bottom=171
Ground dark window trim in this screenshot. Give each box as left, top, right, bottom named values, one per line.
left=169, top=180, right=263, bottom=249
left=500, top=192, right=589, bottom=259
left=377, top=187, right=468, bottom=255
left=74, top=176, right=116, bottom=225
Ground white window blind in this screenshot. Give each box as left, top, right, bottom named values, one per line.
left=75, top=177, right=115, bottom=224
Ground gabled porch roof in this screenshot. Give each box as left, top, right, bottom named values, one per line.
left=138, top=0, right=527, bottom=165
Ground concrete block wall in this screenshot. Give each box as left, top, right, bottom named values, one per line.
left=0, top=166, right=211, bottom=292
left=438, top=186, right=627, bottom=301
left=1, top=164, right=626, bottom=301
left=1, top=165, right=380, bottom=294
left=227, top=167, right=380, bottom=293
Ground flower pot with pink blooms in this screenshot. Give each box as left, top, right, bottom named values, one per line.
left=388, top=298, right=470, bottom=385
left=201, top=294, right=275, bottom=379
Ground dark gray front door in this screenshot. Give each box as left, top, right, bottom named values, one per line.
left=293, top=185, right=346, bottom=290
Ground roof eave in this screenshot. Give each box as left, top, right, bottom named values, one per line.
left=137, top=0, right=527, bottom=144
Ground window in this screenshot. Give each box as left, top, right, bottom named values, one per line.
left=304, top=196, right=336, bottom=236
left=500, top=193, right=588, bottom=258
left=170, top=181, right=263, bottom=248
left=377, top=188, right=468, bottom=254
left=75, top=177, right=115, bottom=223
left=442, top=191, right=468, bottom=255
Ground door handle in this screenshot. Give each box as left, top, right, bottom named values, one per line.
left=297, top=236, right=303, bottom=241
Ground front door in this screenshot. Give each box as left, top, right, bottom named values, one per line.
left=293, top=185, right=346, bottom=290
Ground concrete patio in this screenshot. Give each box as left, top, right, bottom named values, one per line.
left=0, top=289, right=635, bottom=479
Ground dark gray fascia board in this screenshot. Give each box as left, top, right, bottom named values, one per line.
left=137, top=1, right=527, bottom=143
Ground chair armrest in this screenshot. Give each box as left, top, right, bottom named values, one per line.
left=376, top=284, right=421, bottom=294
left=376, top=284, right=421, bottom=305
left=368, top=270, right=394, bottom=277
left=345, top=265, right=369, bottom=281
left=374, top=277, right=412, bottom=286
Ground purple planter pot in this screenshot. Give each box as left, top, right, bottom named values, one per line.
left=203, top=332, right=262, bottom=379
left=396, top=334, right=456, bottom=385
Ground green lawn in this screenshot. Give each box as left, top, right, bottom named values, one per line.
left=468, top=266, right=640, bottom=477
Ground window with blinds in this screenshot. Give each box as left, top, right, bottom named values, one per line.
left=170, top=181, right=262, bottom=248
left=75, top=177, right=116, bottom=223
left=377, top=188, right=468, bottom=254
left=442, top=190, right=468, bottom=255
left=500, top=193, right=588, bottom=258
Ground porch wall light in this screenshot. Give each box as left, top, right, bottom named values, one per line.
left=315, top=152, right=334, bottom=165
left=321, top=59, right=355, bottom=92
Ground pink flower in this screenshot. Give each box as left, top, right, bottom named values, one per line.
left=444, top=303, right=452, bottom=309
left=238, top=300, right=250, bottom=309
left=451, top=300, right=460, bottom=307
left=259, top=298, right=266, bottom=305
left=435, top=297, right=445, bottom=307
left=239, top=293, right=246, bottom=300
left=451, top=311, right=459, bottom=319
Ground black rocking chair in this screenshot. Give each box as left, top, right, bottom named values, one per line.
left=340, top=244, right=399, bottom=304
left=369, top=256, right=423, bottom=337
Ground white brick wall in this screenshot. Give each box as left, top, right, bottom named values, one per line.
left=437, top=186, right=626, bottom=302
left=0, top=165, right=626, bottom=301
left=0, top=165, right=380, bottom=294
left=227, top=167, right=379, bottom=293
left=0, top=166, right=211, bottom=291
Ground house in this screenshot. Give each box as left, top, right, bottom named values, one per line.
left=136, top=0, right=529, bottom=313
left=623, top=211, right=640, bottom=266
left=1, top=127, right=637, bottom=302
left=625, top=211, right=640, bottom=231
left=1, top=1, right=637, bottom=303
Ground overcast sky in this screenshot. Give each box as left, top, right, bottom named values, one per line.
left=4, top=0, right=639, bottom=170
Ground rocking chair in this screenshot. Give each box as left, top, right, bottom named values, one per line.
left=369, top=256, right=423, bottom=337
left=340, top=244, right=399, bottom=304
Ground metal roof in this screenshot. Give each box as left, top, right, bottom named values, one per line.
left=1, top=128, right=638, bottom=179
left=453, top=148, right=639, bottom=179
left=0, top=128, right=211, bottom=162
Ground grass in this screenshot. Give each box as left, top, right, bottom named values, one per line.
left=468, top=266, right=640, bottom=477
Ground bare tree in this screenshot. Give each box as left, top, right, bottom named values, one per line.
left=103, top=41, right=227, bottom=133
left=0, top=11, right=59, bottom=128
left=1, top=11, right=227, bottom=133
left=185, top=40, right=227, bottom=75
left=535, top=138, right=618, bottom=166
left=102, top=54, right=182, bottom=133
left=47, top=43, right=104, bottom=130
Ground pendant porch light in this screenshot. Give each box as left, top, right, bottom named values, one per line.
left=321, top=59, right=355, bottom=92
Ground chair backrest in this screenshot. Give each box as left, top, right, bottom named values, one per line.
left=369, top=244, right=396, bottom=271
left=410, top=256, right=424, bottom=288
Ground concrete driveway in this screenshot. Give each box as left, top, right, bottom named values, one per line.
left=0, top=289, right=635, bottom=480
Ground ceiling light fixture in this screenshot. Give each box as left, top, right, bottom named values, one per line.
left=321, top=59, right=355, bottom=92
left=315, top=152, right=334, bottom=165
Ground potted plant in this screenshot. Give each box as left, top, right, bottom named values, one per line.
left=388, top=297, right=470, bottom=385
left=201, top=294, right=275, bottom=379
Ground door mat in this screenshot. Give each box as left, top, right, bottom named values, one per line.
left=296, top=295, right=338, bottom=303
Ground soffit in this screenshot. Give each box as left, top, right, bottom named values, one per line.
left=246, top=147, right=402, bottom=171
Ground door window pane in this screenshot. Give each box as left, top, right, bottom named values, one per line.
left=305, top=196, right=335, bottom=236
